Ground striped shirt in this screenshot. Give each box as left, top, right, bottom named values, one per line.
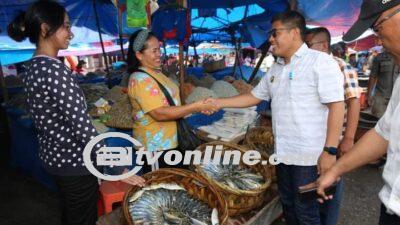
left=375, top=78, right=400, bottom=216
left=252, top=44, right=344, bottom=166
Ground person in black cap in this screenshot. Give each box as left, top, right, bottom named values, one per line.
left=317, top=1, right=400, bottom=224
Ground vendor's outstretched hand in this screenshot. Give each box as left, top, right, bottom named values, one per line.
left=121, top=168, right=146, bottom=187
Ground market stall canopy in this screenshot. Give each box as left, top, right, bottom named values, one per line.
left=152, top=0, right=288, bottom=47
left=297, top=0, right=380, bottom=50
left=296, top=0, right=363, bottom=37
left=0, top=0, right=378, bottom=65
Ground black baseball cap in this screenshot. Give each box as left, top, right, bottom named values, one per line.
left=343, top=0, right=400, bottom=42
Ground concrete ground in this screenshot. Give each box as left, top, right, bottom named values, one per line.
left=273, top=164, right=384, bottom=225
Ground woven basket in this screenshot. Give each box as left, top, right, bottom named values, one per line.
left=105, top=96, right=134, bottom=129
left=244, top=126, right=276, bottom=182
left=244, top=126, right=274, bottom=156
left=194, top=141, right=272, bottom=216
left=122, top=168, right=228, bottom=225
left=104, top=86, right=126, bottom=103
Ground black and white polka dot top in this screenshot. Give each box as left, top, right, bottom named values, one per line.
left=23, top=56, right=99, bottom=176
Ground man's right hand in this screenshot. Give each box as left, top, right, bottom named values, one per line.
left=195, top=98, right=220, bottom=115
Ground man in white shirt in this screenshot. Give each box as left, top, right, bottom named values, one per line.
left=305, top=27, right=361, bottom=225
left=208, top=11, right=345, bottom=225
left=317, top=1, right=400, bottom=224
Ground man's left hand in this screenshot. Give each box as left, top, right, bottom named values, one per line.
left=338, top=137, right=354, bottom=156
left=318, top=151, right=337, bottom=175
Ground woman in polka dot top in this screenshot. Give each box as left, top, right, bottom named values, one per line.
left=7, top=1, right=144, bottom=225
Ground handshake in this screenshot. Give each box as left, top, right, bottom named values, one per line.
left=194, top=97, right=221, bottom=115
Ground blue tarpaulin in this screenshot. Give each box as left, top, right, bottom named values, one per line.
left=0, top=0, right=119, bottom=65
left=0, top=0, right=365, bottom=65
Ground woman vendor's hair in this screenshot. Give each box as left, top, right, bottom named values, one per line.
left=8, top=0, right=66, bottom=44
left=126, top=29, right=158, bottom=73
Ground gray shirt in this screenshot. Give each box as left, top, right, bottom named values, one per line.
left=370, top=51, right=399, bottom=100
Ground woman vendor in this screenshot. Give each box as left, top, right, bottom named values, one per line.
left=127, top=29, right=217, bottom=171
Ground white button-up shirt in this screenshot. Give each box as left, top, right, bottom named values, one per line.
left=252, top=44, right=344, bottom=166
left=375, top=78, right=400, bottom=216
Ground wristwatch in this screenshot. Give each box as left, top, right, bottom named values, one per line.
left=323, top=147, right=338, bottom=156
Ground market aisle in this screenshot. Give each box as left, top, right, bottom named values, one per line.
left=273, top=165, right=383, bottom=225
left=0, top=154, right=61, bottom=225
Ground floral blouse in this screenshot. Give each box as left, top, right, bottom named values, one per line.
left=127, top=67, right=180, bottom=151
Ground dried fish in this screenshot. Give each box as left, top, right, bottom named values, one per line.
left=128, top=183, right=215, bottom=225
left=200, top=163, right=265, bottom=191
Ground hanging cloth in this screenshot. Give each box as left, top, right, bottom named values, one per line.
left=127, top=0, right=149, bottom=27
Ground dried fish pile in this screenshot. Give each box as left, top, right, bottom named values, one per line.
left=211, top=80, right=239, bottom=98
left=185, top=87, right=217, bottom=104
left=232, top=80, right=253, bottom=94
left=200, top=163, right=265, bottom=191
left=128, top=183, right=216, bottom=225
left=79, top=84, right=109, bottom=110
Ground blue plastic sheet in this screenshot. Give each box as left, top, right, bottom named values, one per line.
left=5, top=109, right=57, bottom=191
left=186, top=67, right=205, bottom=79
left=185, top=110, right=224, bottom=129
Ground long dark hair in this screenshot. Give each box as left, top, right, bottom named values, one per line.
left=7, top=0, right=66, bottom=45
left=126, top=29, right=158, bottom=73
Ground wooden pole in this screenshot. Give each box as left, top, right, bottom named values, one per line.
left=0, top=60, right=8, bottom=101
left=248, top=42, right=270, bottom=84
left=93, top=0, right=111, bottom=87
left=117, top=3, right=126, bottom=61
left=193, top=43, right=199, bottom=67
left=248, top=52, right=266, bottom=84
left=184, top=46, right=190, bottom=67
left=290, top=0, right=298, bottom=10
left=179, top=43, right=185, bottom=104
left=163, top=41, right=168, bottom=64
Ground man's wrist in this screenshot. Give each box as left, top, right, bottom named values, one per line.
left=323, top=146, right=338, bottom=156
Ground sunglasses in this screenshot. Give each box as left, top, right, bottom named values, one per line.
left=268, top=27, right=295, bottom=38
left=372, top=8, right=400, bottom=32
